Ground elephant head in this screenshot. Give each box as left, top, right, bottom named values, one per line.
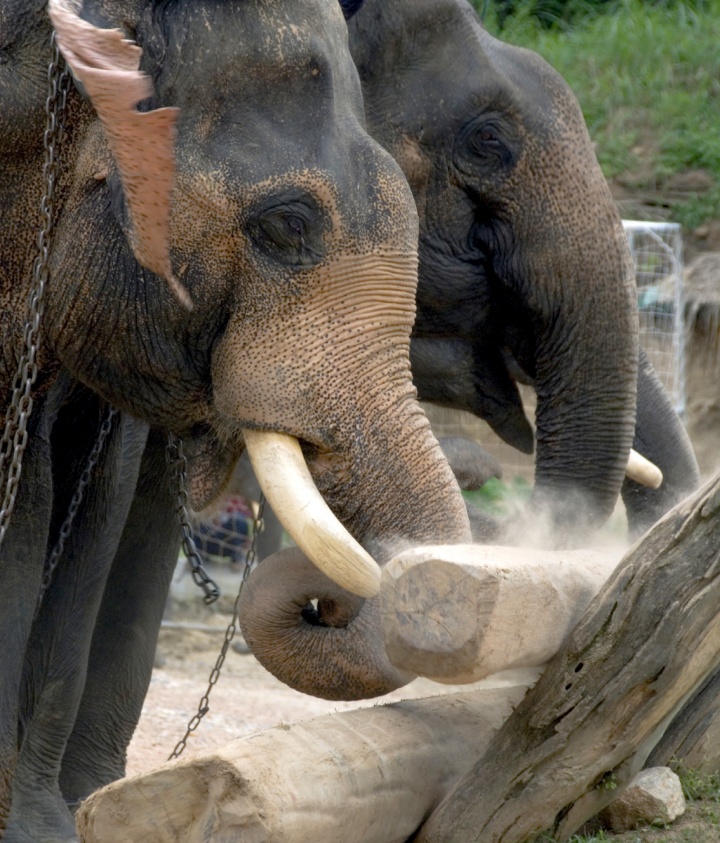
left=36, top=0, right=471, bottom=589
left=348, top=0, right=640, bottom=543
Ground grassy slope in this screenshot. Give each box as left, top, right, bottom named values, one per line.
left=475, top=0, right=720, bottom=229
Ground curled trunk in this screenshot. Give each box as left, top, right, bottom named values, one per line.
left=240, top=549, right=414, bottom=700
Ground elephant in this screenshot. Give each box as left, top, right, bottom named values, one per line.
left=0, top=0, right=472, bottom=838
left=238, top=0, right=700, bottom=700
left=345, top=0, right=700, bottom=540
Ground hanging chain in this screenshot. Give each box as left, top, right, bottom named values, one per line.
left=168, top=490, right=266, bottom=760
left=35, top=406, right=118, bottom=613
left=166, top=433, right=222, bottom=605
left=0, top=33, right=71, bottom=550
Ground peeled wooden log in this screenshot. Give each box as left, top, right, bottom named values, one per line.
left=76, top=680, right=534, bottom=843
left=416, top=472, right=720, bottom=843
left=381, top=545, right=621, bottom=684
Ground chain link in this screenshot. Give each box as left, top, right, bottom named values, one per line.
left=0, top=33, right=71, bottom=550
left=35, top=406, right=118, bottom=613
left=166, top=433, right=222, bottom=605
left=168, top=485, right=266, bottom=760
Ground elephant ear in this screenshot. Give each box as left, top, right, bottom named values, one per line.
left=48, top=0, right=192, bottom=310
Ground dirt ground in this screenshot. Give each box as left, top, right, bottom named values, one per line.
left=127, top=588, right=484, bottom=777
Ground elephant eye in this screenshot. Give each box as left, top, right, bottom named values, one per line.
left=248, top=194, right=327, bottom=268
left=474, top=127, right=500, bottom=145
left=455, top=115, right=516, bottom=172
left=258, top=213, right=305, bottom=250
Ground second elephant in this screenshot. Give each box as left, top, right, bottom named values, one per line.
left=348, top=0, right=699, bottom=541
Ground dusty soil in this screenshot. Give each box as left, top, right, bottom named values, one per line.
left=127, top=598, right=476, bottom=776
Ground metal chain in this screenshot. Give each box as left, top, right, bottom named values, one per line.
left=36, top=406, right=118, bottom=612
left=168, top=491, right=266, bottom=760
left=0, top=33, right=71, bottom=550
left=166, top=433, right=222, bottom=605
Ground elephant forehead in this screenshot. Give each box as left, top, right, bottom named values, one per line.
left=148, top=0, right=362, bottom=113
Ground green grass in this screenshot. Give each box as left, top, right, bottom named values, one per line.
left=677, top=767, right=720, bottom=805
left=470, top=0, right=720, bottom=225
left=535, top=769, right=720, bottom=841
left=538, top=830, right=613, bottom=843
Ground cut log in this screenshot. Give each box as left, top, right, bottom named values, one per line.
left=381, top=545, right=621, bottom=684
left=416, top=472, right=720, bottom=843
left=76, top=680, right=534, bottom=843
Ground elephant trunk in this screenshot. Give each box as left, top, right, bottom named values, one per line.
left=239, top=549, right=415, bottom=700
left=621, top=348, right=700, bottom=538
left=222, top=251, right=472, bottom=698
left=524, top=210, right=639, bottom=542
left=239, top=396, right=471, bottom=699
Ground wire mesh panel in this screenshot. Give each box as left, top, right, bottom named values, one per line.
left=424, top=220, right=686, bottom=485
left=625, top=220, right=686, bottom=418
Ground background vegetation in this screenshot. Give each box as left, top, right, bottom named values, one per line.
left=471, top=0, right=720, bottom=229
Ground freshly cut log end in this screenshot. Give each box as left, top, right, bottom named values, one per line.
left=381, top=544, right=621, bottom=684
left=627, top=448, right=663, bottom=489
left=242, top=428, right=381, bottom=597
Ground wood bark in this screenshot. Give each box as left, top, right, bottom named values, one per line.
left=416, top=472, right=720, bottom=843
left=381, top=545, right=620, bottom=684
left=76, top=681, right=534, bottom=843
left=648, top=664, right=720, bottom=773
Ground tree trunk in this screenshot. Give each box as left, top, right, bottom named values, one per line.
left=416, top=472, right=720, bottom=843
left=648, top=664, right=720, bottom=774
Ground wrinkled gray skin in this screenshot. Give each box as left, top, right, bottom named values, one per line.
left=0, top=0, right=471, bottom=839
left=347, top=0, right=699, bottom=540
left=238, top=0, right=701, bottom=706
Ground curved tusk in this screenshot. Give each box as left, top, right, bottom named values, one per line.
left=242, top=429, right=382, bottom=598
left=626, top=448, right=663, bottom=490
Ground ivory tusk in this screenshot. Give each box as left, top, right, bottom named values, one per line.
left=626, top=448, right=663, bottom=490
left=242, top=429, right=382, bottom=598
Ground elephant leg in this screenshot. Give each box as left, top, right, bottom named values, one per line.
left=59, top=427, right=181, bottom=805
left=0, top=399, right=53, bottom=839
left=622, top=348, right=700, bottom=539
left=7, top=398, right=145, bottom=843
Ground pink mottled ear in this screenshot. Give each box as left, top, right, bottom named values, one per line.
left=49, top=0, right=193, bottom=310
